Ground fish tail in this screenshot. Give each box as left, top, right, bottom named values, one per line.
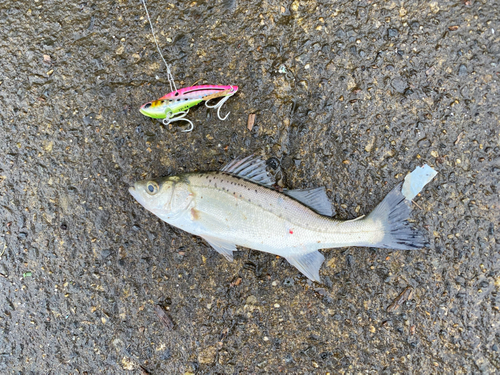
left=365, top=182, right=427, bottom=250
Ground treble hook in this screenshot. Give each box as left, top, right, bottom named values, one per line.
left=162, top=110, right=194, bottom=132
left=205, top=86, right=235, bottom=121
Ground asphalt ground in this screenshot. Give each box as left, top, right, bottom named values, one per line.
left=0, top=0, right=499, bottom=373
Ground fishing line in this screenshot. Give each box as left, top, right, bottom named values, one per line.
left=141, top=0, right=177, bottom=93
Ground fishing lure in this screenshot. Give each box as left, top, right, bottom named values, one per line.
left=140, top=0, right=238, bottom=133
left=140, top=84, right=238, bottom=132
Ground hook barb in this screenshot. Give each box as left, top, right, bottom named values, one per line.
left=205, top=92, right=233, bottom=121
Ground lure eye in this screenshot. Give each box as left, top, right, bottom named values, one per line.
left=144, top=102, right=152, bottom=109
left=146, top=181, right=159, bottom=195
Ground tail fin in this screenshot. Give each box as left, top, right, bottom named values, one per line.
left=365, top=182, right=427, bottom=250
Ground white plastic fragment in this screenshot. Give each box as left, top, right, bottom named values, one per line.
left=402, top=164, right=438, bottom=201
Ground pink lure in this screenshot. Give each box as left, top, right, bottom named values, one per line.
left=140, top=84, right=238, bottom=132
left=158, top=84, right=238, bottom=101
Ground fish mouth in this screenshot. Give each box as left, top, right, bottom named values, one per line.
left=129, top=185, right=140, bottom=201
left=129, top=185, right=147, bottom=208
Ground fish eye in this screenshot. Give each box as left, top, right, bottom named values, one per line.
left=146, top=181, right=159, bottom=195
left=144, top=102, right=152, bottom=109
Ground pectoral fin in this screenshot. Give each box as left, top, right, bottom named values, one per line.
left=201, top=235, right=237, bottom=261
left=286, top=251, right=325, bottom=282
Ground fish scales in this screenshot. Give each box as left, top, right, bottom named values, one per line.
left=129, top=155, right=435, bottom=281
left=186, top=172, right=377, bottom=251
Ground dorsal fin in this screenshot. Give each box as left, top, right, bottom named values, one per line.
left=284, top=187, right=334, bottom=216
left=221, top=155, right=275, bottom=186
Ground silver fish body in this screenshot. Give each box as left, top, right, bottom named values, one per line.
left=129, top=156, right=432, bottom=281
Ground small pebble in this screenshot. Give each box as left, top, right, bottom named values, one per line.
left=459, top=64, right=468, bottom=76
left=388, top=28, right=399, bottom=37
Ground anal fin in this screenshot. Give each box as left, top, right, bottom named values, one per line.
left=286, top=251, right=325, bottom=282
left=201, top=235, right=237, bottom=261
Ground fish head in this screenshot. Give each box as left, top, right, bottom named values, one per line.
left=139, top=99, right=171, bottom=119
left=129, top=176, right=193, bottom=220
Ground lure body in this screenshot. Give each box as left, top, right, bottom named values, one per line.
left=140, top=85, right=238, bottom=119
left=140, top=97, right=202, bottom=119
left=159, top=85, right=237, bottom=101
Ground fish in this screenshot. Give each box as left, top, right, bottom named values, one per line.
left=129, top=155, right=436, bottom=282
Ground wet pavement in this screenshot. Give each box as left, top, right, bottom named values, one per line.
left=1, top=0, right=499, bottom=373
